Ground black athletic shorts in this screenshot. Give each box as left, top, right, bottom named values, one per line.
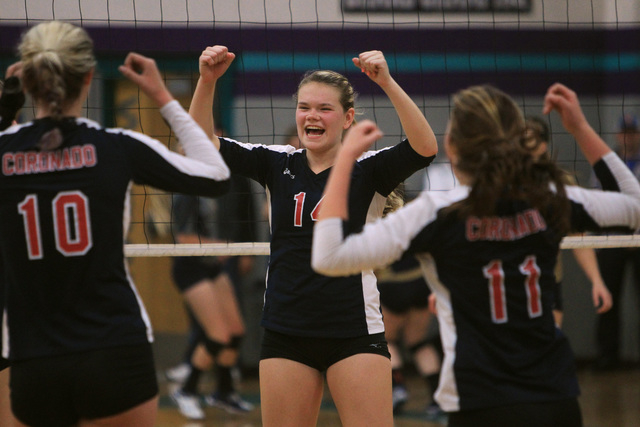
left=260, top=329, right=390, bottom=372
left=553, top=279, right=564, bottom=311
left=10, top=343, right=158, bottom=427
left=378, top=277, right=430, bottom=314
left=172, top=256, right=223, bottom=292
left=448, top=397, right=582, bottom=427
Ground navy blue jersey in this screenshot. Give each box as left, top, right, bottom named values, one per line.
left=313, top=152, right=640, bottom=411
left=0, top=257, right=6, bottom=370
left=0, top=101, right=230, bottom=361
left=219, top=137, right=433, bottom=338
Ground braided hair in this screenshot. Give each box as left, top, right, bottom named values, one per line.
left=18, top=21, right=96, bottom=149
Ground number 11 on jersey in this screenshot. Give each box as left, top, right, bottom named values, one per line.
left=483, top=256, right=542, bottom=324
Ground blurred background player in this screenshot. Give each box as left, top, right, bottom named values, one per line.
left=166, top=128, right=257, bottom=420
left=525, top=116, right=612, bottom=328
left=377, top=255, right=445, bottom=423
left=593, top=113, right=640, bottom=371
left=377, top=186, right=445, bottom=423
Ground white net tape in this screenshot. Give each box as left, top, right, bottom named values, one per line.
left=124, top=242, right=270, bottom=257
left=559, top=234, right=640, bottom=249
left=123, top=235, right=640, bottom=257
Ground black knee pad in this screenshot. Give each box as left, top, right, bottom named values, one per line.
left=204, top=337, right=225, bottom=358
left=227, top=335, right=244, bottom=350
left=409, top=336, right=443, bottom=357
left=408, top=338, right=433, bottom=355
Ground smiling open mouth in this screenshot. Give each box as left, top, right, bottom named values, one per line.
left=305, top=126, right=325, bottom=136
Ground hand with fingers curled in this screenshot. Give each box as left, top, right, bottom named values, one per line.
left=118, top=52, right=173, bottom=107
left=6, top=61, right=23, bottom=79
left=352, top=50, right=392, bottom=87
left=198, top=45, right=236, bottom=84
left=339, top=119, right=384, bottom=161
left=543, top=83, right=589, bottom=135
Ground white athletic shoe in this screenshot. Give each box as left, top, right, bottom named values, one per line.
left=392, top=384, right=409, bottom=414
left=165, top=362, right=192, bottom=383
left=204, top=391, right=254, bottom=414
left=170, top=388, right=205, bottom=420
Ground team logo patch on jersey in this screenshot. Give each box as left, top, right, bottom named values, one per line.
left=283, top=168, right=295, bottom=179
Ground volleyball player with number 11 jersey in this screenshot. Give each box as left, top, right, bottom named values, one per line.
left=313, top=84, right=640, bottom=427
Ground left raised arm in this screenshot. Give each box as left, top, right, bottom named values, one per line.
left=353, top=51, right=437, bottom=158
left=313, top=120, right=417, bottom=276
left=318, top=120, right=383, bottom=221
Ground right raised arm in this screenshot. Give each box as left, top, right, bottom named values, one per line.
left=317, top=120, right=384, bottom=221
left=119, top=52, right=174, bottom=108
left=119, top=52, right=230, bottom=180
left=353, top=50, right=437, bottom=159
left=546, top=83, right=640, bottom=230
left=189, top=46, right=236, bottom=150
left=546, top=83, right=640, bottom=199
left=543, top=83, right=610, bottom=165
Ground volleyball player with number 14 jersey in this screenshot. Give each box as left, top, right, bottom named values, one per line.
left=190, top=45, right=437, bottom=426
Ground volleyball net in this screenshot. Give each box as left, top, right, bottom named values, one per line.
left=1, top=0, right=639, bottom=256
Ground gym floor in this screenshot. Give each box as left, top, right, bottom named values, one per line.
left=153, top=334, right=640, bottom=427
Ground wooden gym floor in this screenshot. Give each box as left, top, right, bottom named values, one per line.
left=153, top=337, right=640, bottom=427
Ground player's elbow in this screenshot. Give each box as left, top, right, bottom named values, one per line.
left=311, top=244, right=359, bottom=277
left=312, top=219, right=358, bottom=276
left=311, top=251, right=347, bottom=277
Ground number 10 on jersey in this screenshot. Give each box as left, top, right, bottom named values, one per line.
left=18, top=191, right=93, bottom=260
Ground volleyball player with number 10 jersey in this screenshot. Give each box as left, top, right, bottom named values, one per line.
left=0, top=21, right=230, bottom=427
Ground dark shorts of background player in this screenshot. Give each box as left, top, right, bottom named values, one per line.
left=260, top=329, right=390, bottom=372
left=172, top=256, right=223, bottom=292
left=553, top=279, right=564, bottom=311
left=448, top=397, right=582, bottom=427
left=378, top=277, right=430, bottom=314
left=10, top=343, right=158, bottom=427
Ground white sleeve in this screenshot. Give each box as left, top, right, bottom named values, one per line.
left=566, top=151, right=640, bottom=231
left=602, top=151, right=640, bottom=199
left=160, top=100, right=230, bottom=180
left=312, top=194, right=436, bottom=276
